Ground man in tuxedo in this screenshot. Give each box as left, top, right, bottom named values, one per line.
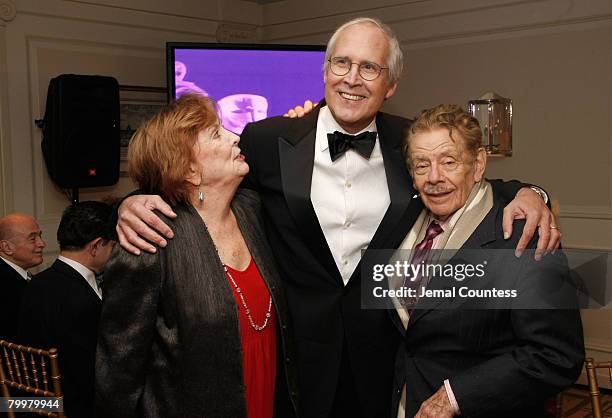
left=0, top=213, right=45, bottom=341
left=391, top=105, right=583, bottom=418
left=115, top=18, right=560, bottom=418
left=19, top=201, right=115, bottom=418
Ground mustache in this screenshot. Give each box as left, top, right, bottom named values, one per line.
left=422, top=184, right=454, bottom=195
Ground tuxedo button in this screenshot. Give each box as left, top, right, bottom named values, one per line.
left=285, top=357, right=291, bottom=363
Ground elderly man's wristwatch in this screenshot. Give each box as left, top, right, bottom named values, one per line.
left=529, top=186, right=549, bottom=205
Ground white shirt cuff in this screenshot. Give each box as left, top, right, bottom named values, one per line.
left=444, top=379, right=461, bottom=415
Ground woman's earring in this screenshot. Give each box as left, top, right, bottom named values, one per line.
left=198, top=190, right=205, bottom=202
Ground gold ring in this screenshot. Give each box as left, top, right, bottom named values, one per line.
left=550, top=226, right=558, bottom=229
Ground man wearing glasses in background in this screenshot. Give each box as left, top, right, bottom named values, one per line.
left=117, top=17, right=560, bottom=418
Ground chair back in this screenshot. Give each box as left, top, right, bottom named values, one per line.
left=0, top=339, right=65, bottom=418
left=585, top=357, right=612, bottom=418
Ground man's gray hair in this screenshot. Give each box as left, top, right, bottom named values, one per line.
left=324, top=17, right=403, bottom=85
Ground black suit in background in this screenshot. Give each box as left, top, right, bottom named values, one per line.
left=239, top=106, right=527, bottom=418
left=18, top=259, right=101, bottom=418
left=0, top=258, right=28, bottom=341
left=391, top=193, right=585, bottom=418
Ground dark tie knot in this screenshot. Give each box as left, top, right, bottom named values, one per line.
left=327, top=131, right=377, bottom=162
left=425, top=221, right=444, bottom=240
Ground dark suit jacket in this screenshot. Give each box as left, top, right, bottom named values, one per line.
left=95, top=190, right=298, bottom=418
left=18, top=259, right=102, bottom=418
left=0, top=258, right=28, bottom=341
left=240, top=107, right=528, bottom=418
left=391, top=194, right=585, bottom=418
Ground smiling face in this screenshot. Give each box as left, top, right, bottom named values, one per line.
left=409, top=128, right=486, bottom=221
left=188, top=125, right=249, bottom=192
left=0, top=214, right=46, bottom=269
left=324, top=23, right=398, bottom=133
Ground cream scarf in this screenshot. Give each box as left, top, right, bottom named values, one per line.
left=394, top=180, right=494, bottom=418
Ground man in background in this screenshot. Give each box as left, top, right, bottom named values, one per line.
left=19, top=201, right=116, bottom=418
left=0, top=213, right=45, bottom=341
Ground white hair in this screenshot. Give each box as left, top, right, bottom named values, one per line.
left=324, top=17, right=403, bottom=85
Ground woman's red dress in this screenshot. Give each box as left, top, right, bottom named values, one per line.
left=225, top=259, right=277, bottom=418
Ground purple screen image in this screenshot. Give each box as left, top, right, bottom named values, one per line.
left=174, top=48, right=325, bottom=134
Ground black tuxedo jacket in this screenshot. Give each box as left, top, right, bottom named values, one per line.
left=18, top=259, right=102, bottom=418
left=0, top=257, right=28, bottom=341
left=240, top=107, right=418, bottom=417
left=391, top=194, right=585, bottom=418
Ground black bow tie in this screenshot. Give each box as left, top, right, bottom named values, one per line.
left=327, top=131, right=377, bottom=162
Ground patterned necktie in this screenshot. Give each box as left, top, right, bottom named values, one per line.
left=327, top=131, right=377, bottom=162
left=402, top=220, right=444, bottom=309
left=26, top=271, right=33, bottom=281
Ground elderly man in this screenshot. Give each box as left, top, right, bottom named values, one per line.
left=114, top=18, right=559, bottom=418
left=19, top=201, right=116, bottom=418
left=392, top=105, right=584, bottom=418
left=0, top=213, right=46, bottom=340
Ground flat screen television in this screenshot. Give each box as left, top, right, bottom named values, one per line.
left=167, top=42, right=326, bottom=135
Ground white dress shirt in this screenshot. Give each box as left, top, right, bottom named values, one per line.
left=311, top=106, right=390, bottom=285
left=0, top=255, right=30, bottom=282
left=58, top=255, right=102, bottom=300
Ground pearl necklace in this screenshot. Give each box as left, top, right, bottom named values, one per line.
left=224, top=264, right=273, bottom=332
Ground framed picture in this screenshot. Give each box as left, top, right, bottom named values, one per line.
left=119, top=86, right=167, bottom=176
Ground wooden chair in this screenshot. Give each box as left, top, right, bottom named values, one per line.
left=0, top=339, right=66, bottom=418
left=585, top=357, right=612, bottom=418
left=543, top=393, right=564, bottom=418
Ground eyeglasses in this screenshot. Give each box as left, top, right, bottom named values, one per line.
left=411, top=159, right=465, bottom=176
left=328, top=57, right=388, bottom=81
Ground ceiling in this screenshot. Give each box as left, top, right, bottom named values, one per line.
left=241, top=0, right=287, bottom=4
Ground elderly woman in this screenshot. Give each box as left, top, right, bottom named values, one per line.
left=393, top=105, right=584, bottom=418
left=95, top=93, right=298, bottom=418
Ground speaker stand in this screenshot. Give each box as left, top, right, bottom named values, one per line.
left=71, top=188, right=79, bottom=204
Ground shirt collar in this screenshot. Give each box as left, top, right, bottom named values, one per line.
left=0, top=255, right=30, bottom=282
left=58, top=255, right=102, bottom=299
left=317, top=105, right=378, bottom=152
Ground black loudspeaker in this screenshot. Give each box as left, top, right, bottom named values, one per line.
left=41, top=74, right=120, bottom=188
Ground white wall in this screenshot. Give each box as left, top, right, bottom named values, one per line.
left=0, top=0, right=260, bottom=265
left=1, top=0, right=610, bottom=386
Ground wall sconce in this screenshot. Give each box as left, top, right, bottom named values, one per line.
left=468, top=92, right=512, bottom=156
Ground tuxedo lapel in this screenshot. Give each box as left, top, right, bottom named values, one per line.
left=279, top=108, right=342, bottom=285
left=347, top=112, right=422, bottom=289
left=365, top=112, right=418, bottom=252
